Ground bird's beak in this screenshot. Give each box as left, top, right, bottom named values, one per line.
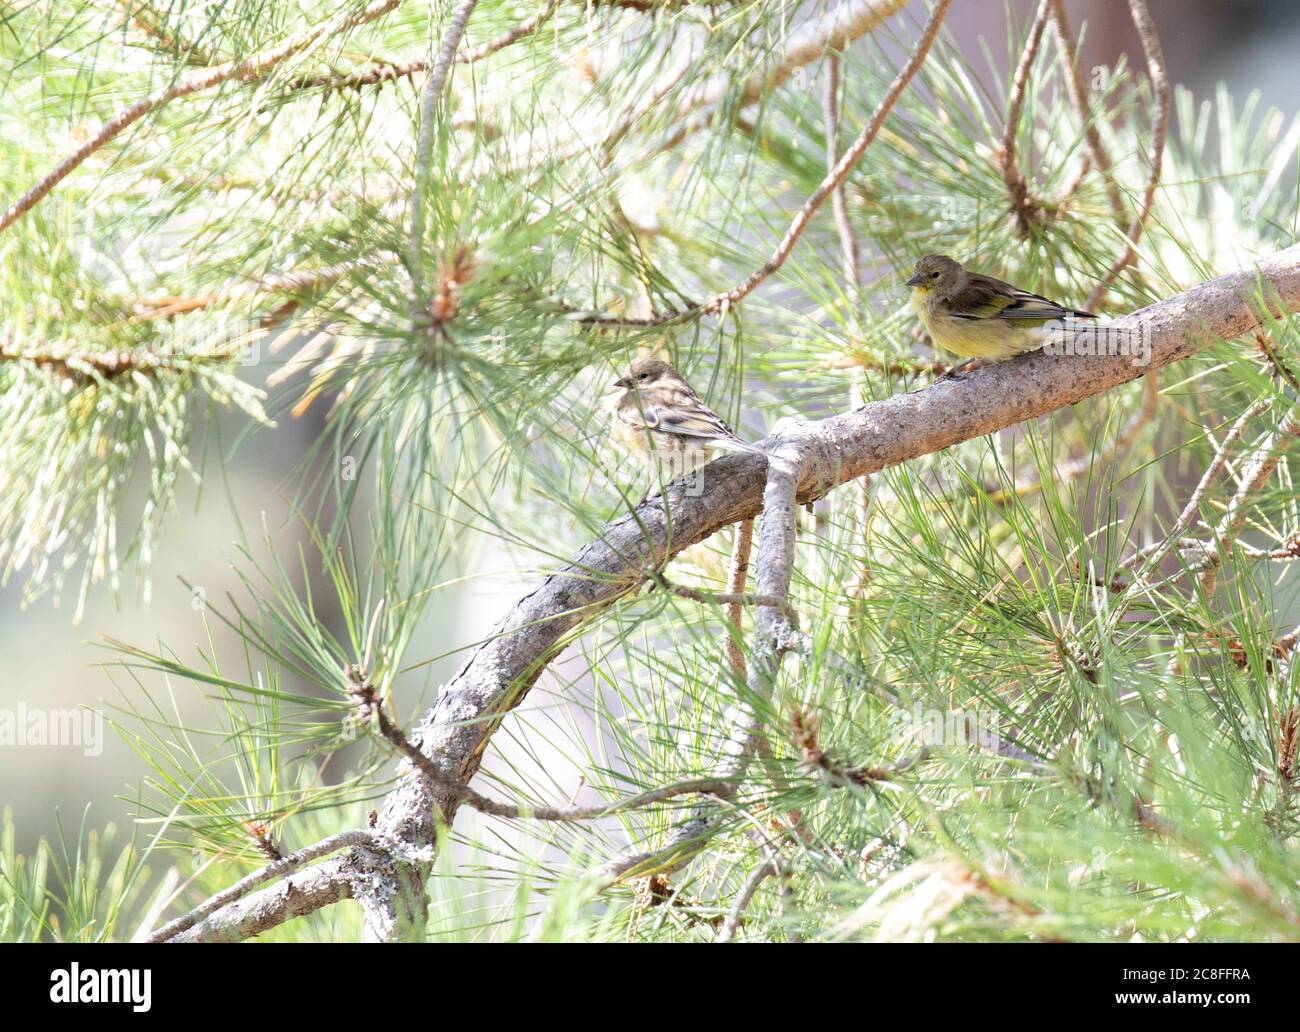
left=613, top=378, right=628, bottom=389
left=905, top=272, right=925, bottom=287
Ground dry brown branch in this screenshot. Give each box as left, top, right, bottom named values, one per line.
left=1085, top=0, right=1170, bottom=310
left=409, top=0, right=482, bottom=299
left=1047, top=0, right=1126, bottom=225
left=725, top=518, right=755, bottom=682
left=822, top=53, right=861, bottom=297
left=115, top=0, right=220, bottom=65
left=0, top=0, right=403, bottom=235
left=696, top=0, right=950, bottom=317
left=284, top=0, right=560, bottom=94
left=0, top=338, right=240, bottom=381
left=715, top=852, right=782, bottom=943
left=1001, top=0, right=1051, bottom=237
left=166, top=243, right=1300, bottom=942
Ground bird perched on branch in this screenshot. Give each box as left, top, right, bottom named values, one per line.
left=610, top=357, right=761, bottom=470
left=906, top=254, right=1095, bottom=376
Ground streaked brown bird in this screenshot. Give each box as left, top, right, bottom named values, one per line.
left=610, top=357, right=760, bottom=468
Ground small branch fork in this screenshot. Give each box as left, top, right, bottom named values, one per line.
left=1117, top=400, right=1300, bottom=595
left=646, top=568, right=792, bottom=618
left=144, top=831, right=373, bottom=943
left=345, top=663, right=735, bottom=822
left=595, top=439, right=812, bottom=889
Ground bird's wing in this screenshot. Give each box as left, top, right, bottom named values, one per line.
left=950, top=274, right=1095, bottom=321
left=618, top=384, right=746, bottom=445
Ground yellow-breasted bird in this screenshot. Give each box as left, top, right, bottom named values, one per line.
left=610, top=357, right=760, bottom=467
left=906, top=254, right=1095, bottom=375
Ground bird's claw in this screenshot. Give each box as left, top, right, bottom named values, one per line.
left=934, top=358, right=983, bottom=383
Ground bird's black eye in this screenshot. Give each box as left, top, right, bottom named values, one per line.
left=930, top=271, right=940, bottom=279
left=638, top=372, right=649, bottom=381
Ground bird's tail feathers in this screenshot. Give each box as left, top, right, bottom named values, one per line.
left=713, top=435, right=766, bottom=455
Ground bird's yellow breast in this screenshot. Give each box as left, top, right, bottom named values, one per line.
left=911, top=288, right=1037, bottom=360
left=908, top=287, right=931, bottom=320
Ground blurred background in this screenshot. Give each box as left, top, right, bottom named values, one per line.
left=3, top=0, right=1298, bottom=859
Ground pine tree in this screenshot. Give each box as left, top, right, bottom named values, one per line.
left=3, top=0, right=1300, bottom=942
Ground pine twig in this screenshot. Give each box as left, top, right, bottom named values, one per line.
left=696, top=0, right=950, bottom=317
left=0, top=0, right=404, bottom=235
left=1199, top=406, right=1300, bottom=595
left=0, top=338, right=240, bottom=381
left=821, top=53, right=861, bottom=297
left=725, top=518, right=755, bottom=682
left=1047, top=0, right=1126, bottom=225
left=284, top=0, right=560, bottom=94
left=648, top=568, right=791, bottom=617
left=408, top=0, right=482, bottom=300
left=716, top=852, right=783, bottom=943
left=1001, top=0, right=1051, bottom=237
left=145, top=830, right=374, bottom=943
left=1085, top=0, right=1170, bottom=310
left=348, top=664, right=735, bottom=822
